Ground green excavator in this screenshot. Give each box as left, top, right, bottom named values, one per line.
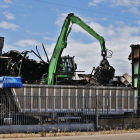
left=42, top=13, right=115, bottom=85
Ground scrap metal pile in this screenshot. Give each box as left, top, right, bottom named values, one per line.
left=0, top=49, right=49, bottom=84
left=77, top=73, right=132, bottom=87
left=0, top=48, right=131, bottom=86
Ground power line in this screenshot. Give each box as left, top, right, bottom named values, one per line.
left=116, top=0, right=140, bottom=6
left=91, top=0, right=140, bottom=6
left=34, top=0, right=140, bottom=20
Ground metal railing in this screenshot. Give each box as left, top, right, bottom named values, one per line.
left=0, top=95, right=97, bottom=125
left=0, top=85, right=140, bottom=132
left=0, top=94, right=138, bottom=126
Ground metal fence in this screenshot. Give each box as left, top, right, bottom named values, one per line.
left=0, top=95, right=138, bottom=126
left=0, top=95, right=96, bottom=126
left=98, top=96, right=139, bottom=130
left=0, top=85, right=140, bottom=132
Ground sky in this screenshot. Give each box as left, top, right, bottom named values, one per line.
left=0, top=0, right=140, bottom=76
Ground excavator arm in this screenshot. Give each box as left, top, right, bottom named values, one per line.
left=47, top=13, right=107, bottom=85
left=68, top=13, right=106, bottom=57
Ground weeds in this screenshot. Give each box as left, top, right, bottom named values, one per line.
left=39, top=128, right=46, bottom=137
left=0, top=116, right=140, bottom=139
left=0, top=129, right=140, bottom=139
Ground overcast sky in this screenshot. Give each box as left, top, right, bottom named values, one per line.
left=0, top=0, right=140, bottom=76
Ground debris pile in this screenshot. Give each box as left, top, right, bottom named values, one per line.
left=0, top=47, right=131, bottom=87
left=77, top=73, right=132, bottom=87
left=0, top=36, right=131, bottom=86
left=1, top=50, right=49, bottom=84
left=112, top=73, right=132, bottom=87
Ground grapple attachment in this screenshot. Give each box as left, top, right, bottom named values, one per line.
left=94, top=59, right=115, bottom=84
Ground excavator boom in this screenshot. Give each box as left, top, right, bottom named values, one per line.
left=68, top=13, right=106, bottom=51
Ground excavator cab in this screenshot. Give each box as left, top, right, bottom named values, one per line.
left=55, top=55, right=88, bottom=85
left=51, top=55, right=77, bottom=84
left=56, top=55, right=76, bottom=77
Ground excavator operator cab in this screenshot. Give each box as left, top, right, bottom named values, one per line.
left=56, top=55, right=76, bottom=77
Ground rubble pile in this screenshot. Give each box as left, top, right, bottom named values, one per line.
left=1, top=50, right=49, bottom=84
left=77, top=73, right=132, bottom=87
left=0, top=48, right=132, bottom=86
left=112, top=73, right=132, bottom=87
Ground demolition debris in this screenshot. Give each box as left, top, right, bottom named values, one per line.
left=0, top=36, right=131, bottom=86
left=0, top=45, right=49, bottom=84
left=0, top=48, right=131, bottom=86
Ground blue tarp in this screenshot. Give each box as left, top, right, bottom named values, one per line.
left=0, top=77, right=23, bottom=88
